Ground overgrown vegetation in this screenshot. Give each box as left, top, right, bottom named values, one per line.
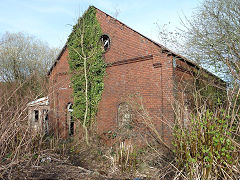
left=173, top=106, right=238, bottom=179
left=157, top=0, right=240, bottom=177
left=170, top=0, right=240, bottom=177
left=1, top=1, right=240, bottom=179
left=0, top=76, right=49, bottom=179
left=67, top=6, right=106, bottom=128
left=0, top=32, right=60, bottom=179
left=113, top=141, right=137, bottom=173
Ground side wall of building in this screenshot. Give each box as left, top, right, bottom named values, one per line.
left=28, top=105, right=50, bottom=134
left=49, top=48, right=73, bottom=137
left=173, top=58, right=226, bottom=128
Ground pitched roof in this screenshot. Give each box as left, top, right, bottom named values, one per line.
left=47, top=6, right=224, bottom=83
left=48, top=44, right=67, bottom=75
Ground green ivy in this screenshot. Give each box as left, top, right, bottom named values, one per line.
left=67, top=6, right=106, bottom=126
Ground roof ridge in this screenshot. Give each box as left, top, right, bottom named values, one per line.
left=48, top=6, right=224, bottom=83
left=92, top=6, right=201, bottom=68
left=85, top=6, right=224, bottom=82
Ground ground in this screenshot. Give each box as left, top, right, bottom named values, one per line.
left=3, top=153, right=107, bottom=179
left=1, top=139, right=175, bottom=180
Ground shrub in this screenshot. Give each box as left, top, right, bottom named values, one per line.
left=173, top=107, right=239, bottom=179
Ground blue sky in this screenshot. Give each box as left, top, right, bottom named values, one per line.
left=0, top=0, right=201, bottom=48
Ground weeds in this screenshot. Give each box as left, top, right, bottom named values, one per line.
left=113, top=141, right=137, bottom=173
left=0, top=77, right=64, bottom=178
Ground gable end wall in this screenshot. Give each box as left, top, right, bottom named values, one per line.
left=48, top=8, right=176, bottom=145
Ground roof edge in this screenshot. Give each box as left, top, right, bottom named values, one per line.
left=47, top=6, right=94, bottom=76
left=47, top=6, right=224, bottom=83
left=95, top=6, right=225, bottom=83
left=48, top=44, right=67, bottom=76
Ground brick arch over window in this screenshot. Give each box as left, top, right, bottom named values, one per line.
left=117, top=102, right=132, bottom=127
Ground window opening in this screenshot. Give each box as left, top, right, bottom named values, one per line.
left=34, top=110, right=39, bottom=122
left=67, top=103, right=74, bottom=136
left=100, top=34, right=111, bottom=51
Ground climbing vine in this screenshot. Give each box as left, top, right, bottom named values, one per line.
left=67, top=6, right=106, bottom=127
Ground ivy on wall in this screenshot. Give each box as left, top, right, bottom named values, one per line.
left=67, top=6, right=106, bottom=126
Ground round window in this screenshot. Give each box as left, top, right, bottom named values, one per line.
left=100, top=34, right=111, bottom=51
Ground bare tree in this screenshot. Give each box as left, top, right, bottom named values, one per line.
left=156, top=1, right=240, bottom=178
left=157, top=0, right=240, bottom=83
left=0, top=32, right=59, bottom=82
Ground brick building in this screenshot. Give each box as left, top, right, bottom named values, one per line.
left=48, top=6, right=223, bottom=145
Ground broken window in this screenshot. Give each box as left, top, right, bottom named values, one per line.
left=100, top=34, right=111, bottom=51
left=67, top=103, right=74, bottom=136
left=117, top=102, right=132, bottom=128
left=34, top=110, right=39, bottom=122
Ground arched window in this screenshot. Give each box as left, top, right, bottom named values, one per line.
left=67, top=103, right=74, bottom=136
left=117, top=102, right=132, bottom=128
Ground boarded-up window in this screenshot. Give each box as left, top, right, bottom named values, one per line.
left=117, top=102, right=132, bottom=128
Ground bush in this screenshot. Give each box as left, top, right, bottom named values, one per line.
left=173, top=106, right=239, bottom=179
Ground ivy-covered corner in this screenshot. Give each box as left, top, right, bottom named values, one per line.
left=67, top=6, right=106, bottom=127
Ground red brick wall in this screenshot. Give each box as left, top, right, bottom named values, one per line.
left=49, top=48, right=73, bottom=137
left=96, top=10, right=174, bottom=144
left=48, top=8, right=176, bottom=144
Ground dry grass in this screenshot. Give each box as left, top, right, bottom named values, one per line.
left=0, top=77, right=110, bottom=179
left=0, top=78, right=44, bottom=178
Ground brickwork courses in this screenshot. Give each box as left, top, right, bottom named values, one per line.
left=48, top=7, right=222, bottom=145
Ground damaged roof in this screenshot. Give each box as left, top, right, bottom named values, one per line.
left=27, top=97, right=49, bottom=107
